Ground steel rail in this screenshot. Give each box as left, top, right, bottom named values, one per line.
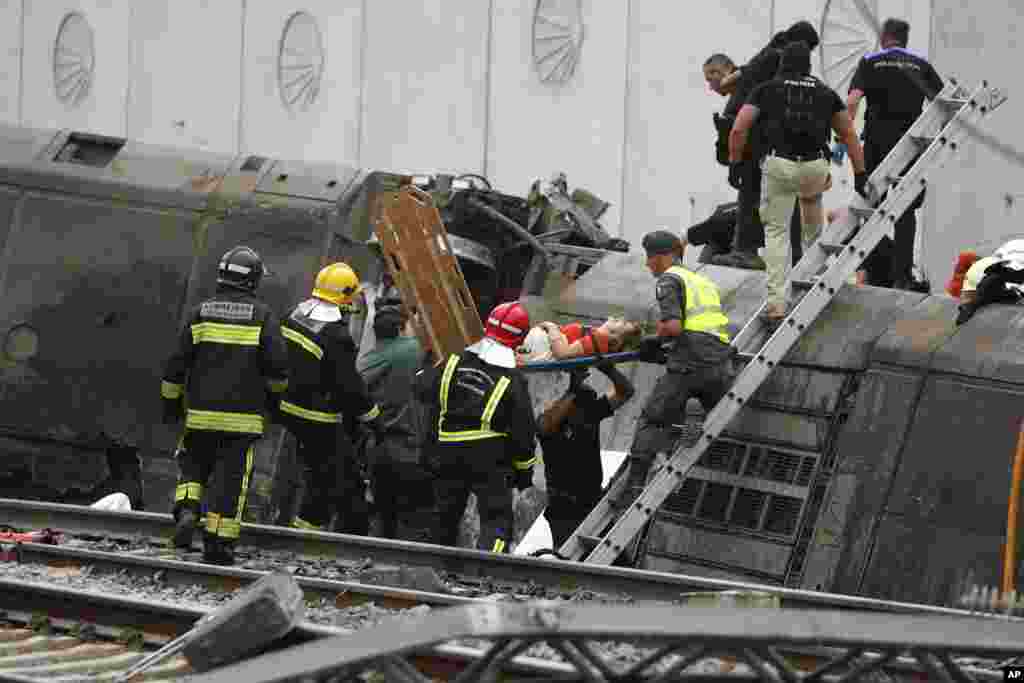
left=10, top=542, right=476, bottom=609
left=0, top=497, right=1012, bottom=619
left=0, top=578, right=569, bottom=681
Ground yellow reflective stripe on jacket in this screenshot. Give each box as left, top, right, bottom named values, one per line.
left=175, top=482, right=202, bottom=502
left=492, top=538, right=506, bottom=553
left=266, top=378, right=289, bottom=393
left=513, top=454, right=537, bottom=470
left=281, top=326, right=323, bottom=360
left=665, top=265, right=731, bottom=343
left=205, top=512, right=241, bottom=540
left=356, top=404, right=381, bottom=423
left=438, top=355, right=511, bottom=442
left=291, top=517, right=323, bottom=531
left=161, top=380, right=184, bottom=399
left=186, top=408, right=264, bottom=434
left=191, top=322, right=262, bottom=346
left=280, top=400, right=340, bottom=423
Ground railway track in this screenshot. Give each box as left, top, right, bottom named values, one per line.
left=2, top=510, right=1021, bottom=680
left=0, top=498, right=1011, bottom=618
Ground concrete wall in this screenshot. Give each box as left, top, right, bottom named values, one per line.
left=924, top=0, right=1024, bottom=288
left=8, top=0, right=1017, bottom=272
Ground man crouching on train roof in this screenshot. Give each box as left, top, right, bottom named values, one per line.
left=161, top=246, right=290, bottom=566
left=416, top=302, right=538, bottom=553
left=625, top=231, right=733, bottom=513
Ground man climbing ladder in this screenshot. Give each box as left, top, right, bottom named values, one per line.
left=557, top=77, right=1008, bottom=565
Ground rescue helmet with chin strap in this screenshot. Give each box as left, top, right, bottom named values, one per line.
left=217, top=246, right=264, bottom=291
left=485, top=301, right=529, bottom=349
left=313, top=262, right=361, bottom=306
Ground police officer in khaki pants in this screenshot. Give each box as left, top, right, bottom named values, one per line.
left=728, top=41, right=866, bottom=326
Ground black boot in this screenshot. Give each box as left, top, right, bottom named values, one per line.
left=202, top=532, right=235, bottom=566
left=172, top=502, right=200, bottom=549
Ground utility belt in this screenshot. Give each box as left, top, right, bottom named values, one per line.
left=766, top=148, right=829, bottom=163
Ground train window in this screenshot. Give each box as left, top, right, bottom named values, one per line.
left=53, top=132, right=125, bottom=168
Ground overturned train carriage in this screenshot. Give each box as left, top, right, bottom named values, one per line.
left=0, top=124, right=1021, bottom=608
left=532, top=250, right=1024, bottom=607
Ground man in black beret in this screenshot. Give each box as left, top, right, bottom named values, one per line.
left=619, top=230, right=733, bottom=556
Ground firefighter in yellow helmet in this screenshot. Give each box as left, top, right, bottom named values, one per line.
left=162, top=246, right=290, bottom=565
left=277, top=262, right=381, bottom=534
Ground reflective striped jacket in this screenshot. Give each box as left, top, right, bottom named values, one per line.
left=278, top=299, right=379, bottom=425
left=161, top=287, right=290, bottom=435
left=416, top=350, right=537, bottom=471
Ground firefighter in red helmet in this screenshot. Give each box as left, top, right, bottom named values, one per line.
left=416, top=301, right=538, bottom=552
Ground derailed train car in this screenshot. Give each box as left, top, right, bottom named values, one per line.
left=534, top=250, right=1024, bottom=607
left=0, top=124, right=612, bottom=521
left=0, top=123, right=1021, bottom=607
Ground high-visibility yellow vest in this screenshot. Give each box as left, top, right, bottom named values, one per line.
left=437, top=354, right=510, bottom=443
left=664, top=265, right=731, bottom=344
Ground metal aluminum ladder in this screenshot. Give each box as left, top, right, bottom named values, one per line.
left=558, top=78, right=1008, bottom=565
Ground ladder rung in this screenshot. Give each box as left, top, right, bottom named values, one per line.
left=791, top=278, right=818, bottom=291
left=818, top=241, right=845, bottom=255
left=910, top=135, right=935, bottom=148
left=578, top=534, right=603, bottom=551
left=938, top=96, right=969, bottom=108
left=850, top=206, right=875, bottom=219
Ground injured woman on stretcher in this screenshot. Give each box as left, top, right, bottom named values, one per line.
left=518, top=318, right=643, bottom=362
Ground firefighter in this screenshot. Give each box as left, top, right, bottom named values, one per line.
left=278, top=262, right=381, bottom=535
left=417, top=301, right=538, bottom=553
left=356, top=301, right=435, bottom=541
left=628, top=231, right=733, bottom=494
left=162, top=246, right=290, bottom=565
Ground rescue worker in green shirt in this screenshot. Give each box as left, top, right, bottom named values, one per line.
left=278, top=262, right=381, bottom=535
left=628, top=231, right=733, bottom=492
left=356, top=301, right=435, bottom=541
left=162, top=246, right=290, bottom=565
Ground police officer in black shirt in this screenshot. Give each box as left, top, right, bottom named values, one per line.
left=714, top=21, right=821, bottom=272
left=730, top=40, right=866, bottom=324
left=538, top=364, right=634, bottom=549
left=847, top=18, right=944, bottom=290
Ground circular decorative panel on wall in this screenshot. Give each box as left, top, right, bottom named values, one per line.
left=277, top=11, right=325, bottom=112
left=819, top=0, right=879, bottom=92
left=532, top=0, right=585, bottom=85
left=53, top=11, right=95, bottom=107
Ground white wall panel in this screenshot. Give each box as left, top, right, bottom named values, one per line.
left=922, top=1, right=1023, bottom=286
left=21, top=0, right=132, bottom=136
left=359, top=0, right=489, bottom=174
left=621, top=0, right=770, bottom=254
left=0, top=1, right=23, bottom=125
left=126, top=0, right=242, bottom=153
left=487, top=0, right=628, bottom=234
left=241, top=2, right=362, bottom=164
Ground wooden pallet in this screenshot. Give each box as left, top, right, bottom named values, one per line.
left=374, top=185, right=484, bottom=362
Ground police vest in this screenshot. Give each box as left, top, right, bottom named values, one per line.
left=437, top=354, right=511, bottom=443
left=772, top=75, right=832, bottom=152
left=664, top=265, right=731, bottom=344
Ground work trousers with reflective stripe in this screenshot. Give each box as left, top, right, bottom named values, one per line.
left=279, top=413, right=369, bottom=534
left=175, top=430, right=257, bottom=541
left=430, top=440, right=514, bottom=553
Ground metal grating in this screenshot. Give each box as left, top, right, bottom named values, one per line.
left=697, top=483, right=733, bottom=523
left=763, top=495, right=803, bottom=536
left=730, top=488, right=767, bottom=530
